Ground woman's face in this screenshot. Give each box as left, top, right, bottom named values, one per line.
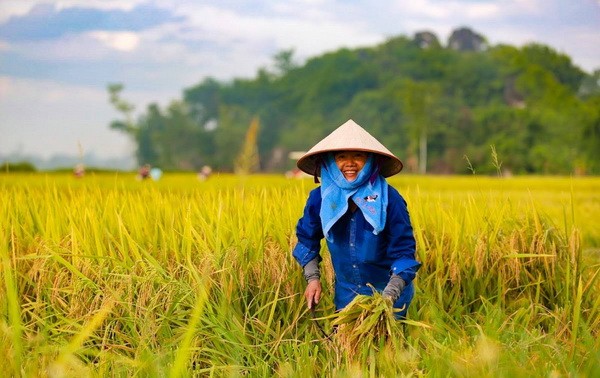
left=334, top=150, right=368, bottom=181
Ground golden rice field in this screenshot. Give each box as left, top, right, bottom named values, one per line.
left=1, top=173, right=599, bottom=377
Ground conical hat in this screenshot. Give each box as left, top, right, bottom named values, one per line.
left=296, top=119, right=403, bottom=177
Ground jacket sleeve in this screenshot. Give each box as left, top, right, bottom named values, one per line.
left=292, top=188, right=324, bottom=267
left=386, top=187, right=421, bottom=284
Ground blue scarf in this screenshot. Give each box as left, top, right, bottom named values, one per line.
left=320, top=153, right=388, bottom=241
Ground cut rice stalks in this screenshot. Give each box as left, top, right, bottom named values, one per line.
left=319, top=289, right=405, bottom=357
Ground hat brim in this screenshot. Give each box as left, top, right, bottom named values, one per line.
left=295, top=119, right=404, bottom=178
left=297, top=149, right=403, bottom=178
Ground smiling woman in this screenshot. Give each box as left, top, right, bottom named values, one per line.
left=292, top=119, right=420, bottom=320
left=333, top=151, right=368, bottom=182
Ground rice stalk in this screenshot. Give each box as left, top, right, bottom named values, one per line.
left=1, top=227, right=23, bottom=373
left=320, top=289, right=404, bottom=359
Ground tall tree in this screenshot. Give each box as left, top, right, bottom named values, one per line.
left=402, top=80, right=442, bottom=174
left=107, top=83, right=136, bottom=134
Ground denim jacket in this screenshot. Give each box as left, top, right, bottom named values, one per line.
left=293, top=185, right=421, bottom=315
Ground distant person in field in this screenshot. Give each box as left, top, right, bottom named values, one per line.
left=292, top=119, right=421, bottom=319
left=73, top=163, right=85, bottom=178
left=198, top=165, right=213, bottom=181
left=137, top=164, right=151, bottom=180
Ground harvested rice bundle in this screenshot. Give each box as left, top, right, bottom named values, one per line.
left=323, top=290, right=404, bottom=356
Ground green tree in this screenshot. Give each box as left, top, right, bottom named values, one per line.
left=212, top=105, right=253, bottom=171
left=135, top=104, right=162, bottom=166
left=272, top=49, right=298, bottom=76
left=107, top=83, right=157, bottom=166
left=107, top=83, right=136, bottom=134
left=402, top=80, right=443, bottom=174
left=520, top=43, right=585, bottom=92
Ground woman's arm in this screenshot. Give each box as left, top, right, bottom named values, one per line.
left=385, top=187, right=421, bottom=284
left=292, top=188, right=324, bottom=267
left=292, top=188, right=325, bottom=309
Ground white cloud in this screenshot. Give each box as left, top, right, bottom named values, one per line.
left=8, top=34, right=115, bottom=61
left=269, top=0, right=332, bottom=20
left=53, top=0, right=143, bottom=11
left=393, top=0, right=543, bottom=21
left=0, top=1, right=37, bottom=23
left=393, top=0, right=453, bottom=19
left=90, top=31, right=141, bottom=52
left=0, top=0, right=147, bottom=23
left=465, top=3, right=500, bottom=18
left=481, top=25, right=538, bottom=46
left=6, top=31, right=147, bottom=62
left=0, top=75, right=11, bottom=97
left=170, top=3, right=379, bottom=65
left=0, top=76, right=143, bottom=159
left=512, top=0, right=542, bottom=13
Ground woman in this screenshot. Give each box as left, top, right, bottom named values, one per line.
left=292, top=119, right=420, bottom=318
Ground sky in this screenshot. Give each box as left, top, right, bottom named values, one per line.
left=1, top=0, right=599, bottom=166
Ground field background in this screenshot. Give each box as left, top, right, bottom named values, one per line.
left=1, top=173, right=599, bottom=377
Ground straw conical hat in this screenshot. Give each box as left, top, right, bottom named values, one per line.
left=296, top=119, right=403, bottom=177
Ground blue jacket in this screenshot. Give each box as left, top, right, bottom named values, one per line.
left=293, top=185, right=421, bottom=316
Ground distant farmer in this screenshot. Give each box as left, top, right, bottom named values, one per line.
left=292, top=119, right=421, bottom=319
left=137, top=164, right=151, bottom=180
left=73, top=163, right=85, bottom=178
left=198, top=165, right=213, bottom=181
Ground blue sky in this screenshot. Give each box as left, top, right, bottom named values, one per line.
left=1, top=0, right=599, bottom=164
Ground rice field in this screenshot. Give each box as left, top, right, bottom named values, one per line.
left=1, top=173, right=599, bottom=377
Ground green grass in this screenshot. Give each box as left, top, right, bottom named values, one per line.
left=1, top=173, right=599, bottom=376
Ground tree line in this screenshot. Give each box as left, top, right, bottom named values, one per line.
left=108, top=27, right=600, bottom=175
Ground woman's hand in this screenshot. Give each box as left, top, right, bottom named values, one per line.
left=304, top=279, right=322, bottom=309
left=382, top=274, right=405, bottom=302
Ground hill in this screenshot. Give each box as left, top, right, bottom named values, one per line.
left=109, top=27, right=600, bottom=175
